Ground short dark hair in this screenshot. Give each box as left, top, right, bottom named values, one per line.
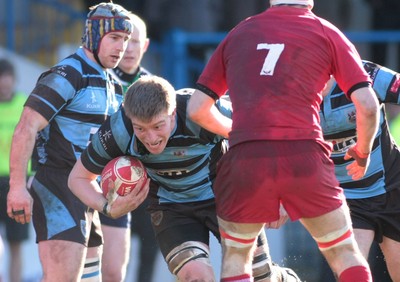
left=124, top=76, right=176, bottom=122
left=0, top=58, right=15, bottom=77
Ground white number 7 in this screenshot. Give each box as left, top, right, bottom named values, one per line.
left=257, top=43, right=285, bottom=76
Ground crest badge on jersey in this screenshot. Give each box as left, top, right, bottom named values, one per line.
left=150, top=211, right=163, bottom=226
left=80, top=219, right=88, bottom=238
left=347, top=111, right=356, bottom=124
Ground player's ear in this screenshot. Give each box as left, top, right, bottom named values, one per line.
left=169, top=108, right=177, bottom=125
left=143, top=38, right=150, bottom=53
left=170, top=108, right=177, bottom=118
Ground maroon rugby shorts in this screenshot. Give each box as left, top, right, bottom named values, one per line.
left=214, top=140, right=344, bottom=223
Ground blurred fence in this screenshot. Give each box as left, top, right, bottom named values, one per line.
left=1, top=0, right=85, bottom=66
left=158, top=29, right=400, bottom=89
left=2, top=1, right=400, bottom=89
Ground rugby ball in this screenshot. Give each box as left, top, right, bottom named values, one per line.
left=100, top=156, right=147, bottom=198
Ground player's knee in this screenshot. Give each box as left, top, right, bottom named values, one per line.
left=81, top=256, right=101, bottom=282
left=176, top=259, right=215, bottom=282
left=102, top=266, right=124, bottom=282
left=313, top=225, right=354, bottom=251
left=166, top=241, right=211, bottom=276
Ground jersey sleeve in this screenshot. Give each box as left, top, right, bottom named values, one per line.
left=24, top=65, right=81, bottom=121
left=323, top=22, right=371, bottom=96
left=364, top=61, right=400, bottom=104
left=80, top=107, right=133, bottom=174
left=197, top=37, right=229, bottom=98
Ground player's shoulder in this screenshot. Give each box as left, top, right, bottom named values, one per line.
left=138, top=67, right=152, bottom=77
left=174, top=88, right=194, bottom=113
left=113, top=106, right=133, bottom=133
left=362, top=60, right=383, bottom=79
left=175, top=88, right=196, bottom=109
left=51, top=48, right=103, bottom=79
left=39, top=54, right=84, bottom=84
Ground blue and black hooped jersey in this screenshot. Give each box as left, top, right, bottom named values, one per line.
left=81, top=88, right=232, bottom=204
left=26, top=47, right=123, bottom=170
left=320, top=60, right=400, bottom=199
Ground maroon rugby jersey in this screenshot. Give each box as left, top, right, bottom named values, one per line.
left=197, top=6, right=370, bottom=148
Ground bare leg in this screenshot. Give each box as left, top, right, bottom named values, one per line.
left=8, top=242, right=22, bottom=282
left=39, top=240, right=87, bottom=282
left=380, top=236, right=400, bottom=281
left=218, top=217, right=264, bottom=279
left=353, top=228, right=374, bottom=258
left=101, top=225, right=130, bottom=282
left=300, top=204, right=370, bottom=278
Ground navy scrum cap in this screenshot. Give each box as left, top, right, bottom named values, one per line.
left=82, top=2, right=133, bottom=53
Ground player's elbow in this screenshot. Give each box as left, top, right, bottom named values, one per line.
left=187, top=99, right=203, bottom=123
left=187, top=107, right=202, bottom=124
left=362, top=94, right=379, bottom=120
left=352, top=88, right=380, bottom=118
left=67, top=159, right=87, bottom=195
left=187, top=90, right=213, bottom=123
left=67, top=168, right=78, bottom=194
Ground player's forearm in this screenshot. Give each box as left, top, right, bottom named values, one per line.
left=188, top=90, right=232, bottom=138
left=68, top=160, right=106, bottom=212
left=195, top=106, right=232, bottom=138
left=352, top=87, right=380, bottom=154
left=70, top=177, right=105, bottom=211
left=9, top=122, right=37, bottom=190
left=356, top=115, right=378, bottom=154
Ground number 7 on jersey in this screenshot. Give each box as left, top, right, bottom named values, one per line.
left=257, top=43, right=285, bottom=76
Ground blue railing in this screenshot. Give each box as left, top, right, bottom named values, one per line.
left=155, top=29, right=400, bottom=89
left=1, top=0, right=85, bottom=66
left=345, top=31, right=400, bottom=43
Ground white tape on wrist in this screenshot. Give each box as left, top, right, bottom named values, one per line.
left=102, top=201, right=111, bottom=217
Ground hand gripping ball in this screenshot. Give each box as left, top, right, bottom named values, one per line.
left=100, top=156, right=147, bottom=197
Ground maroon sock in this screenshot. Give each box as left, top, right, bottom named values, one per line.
left=221, top=273, right=253, bottom=282
left=339, top=265, right=372, bottom=282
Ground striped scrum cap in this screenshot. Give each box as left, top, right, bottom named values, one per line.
left=82, top=2, right=133, bottom=53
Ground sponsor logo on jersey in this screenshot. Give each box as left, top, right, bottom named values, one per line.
left=330, top=136, right=357, bottom=154
left=87, top=92, right=101, bottom=109
left=155, top=169, right=190, bottom=176
left=55, top=65, right=67, bottom=77
left=98, top=129, right=112, bottom=151
left=91, top=93, right=97, bottom=104
left=173, top=150, right=186, bottom=156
